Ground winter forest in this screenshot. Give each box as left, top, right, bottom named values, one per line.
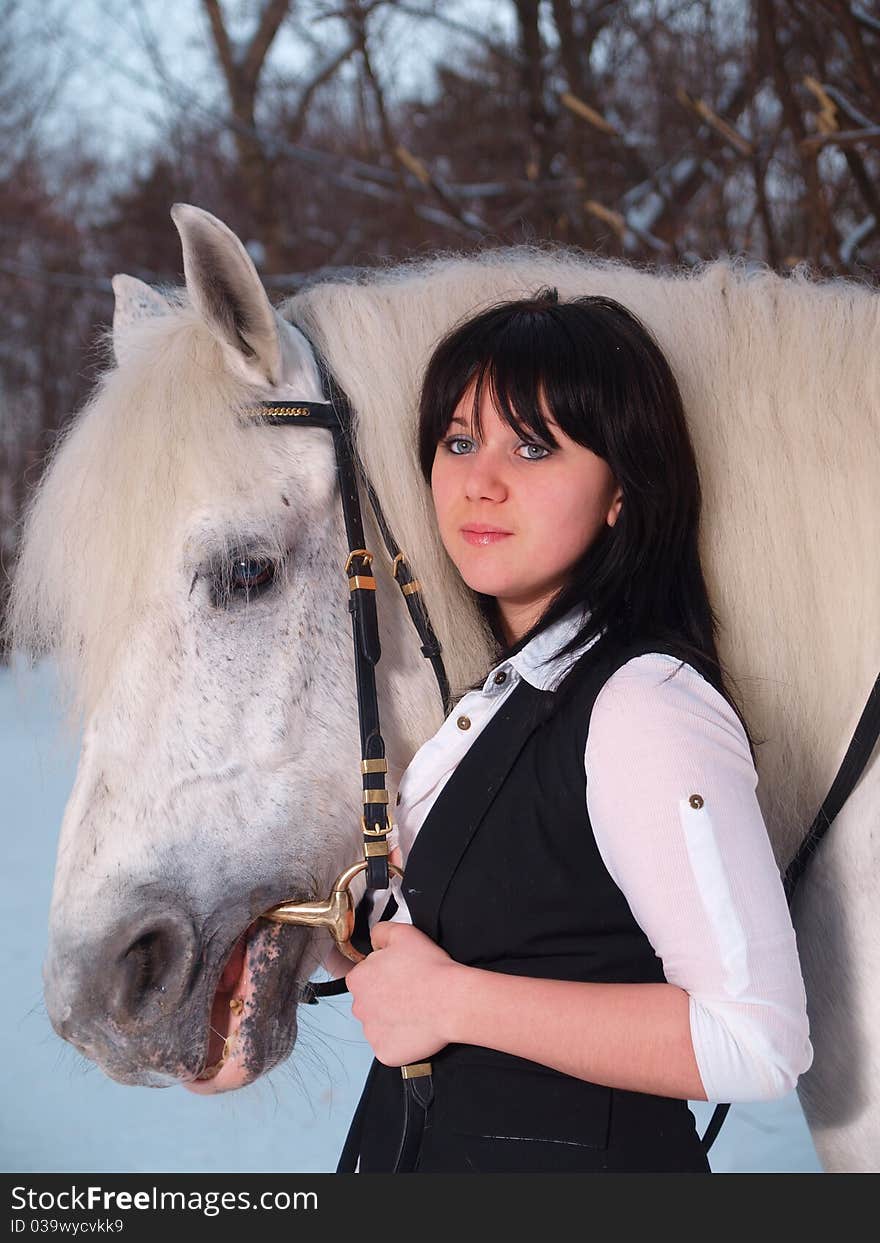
left=2, top=0, right=880, bottom=637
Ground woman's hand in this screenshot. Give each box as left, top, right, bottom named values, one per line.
left=346, top=922, right=463, bottom=1067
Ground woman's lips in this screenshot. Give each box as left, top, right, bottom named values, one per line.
left=460, top=529, right=512, bottom=546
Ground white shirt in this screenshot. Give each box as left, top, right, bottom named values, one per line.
left=376, top=605, right=814, bottom=1103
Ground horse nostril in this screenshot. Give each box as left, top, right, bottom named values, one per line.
left=126, top=929, right=169, bottom=988
left=107, top=914, right=196, bottom=1028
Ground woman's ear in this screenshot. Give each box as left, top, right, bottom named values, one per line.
left=607, top=488, right=623, bottom=527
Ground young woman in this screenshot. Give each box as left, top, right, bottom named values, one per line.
left=330, top=289, right=813, bottom=1173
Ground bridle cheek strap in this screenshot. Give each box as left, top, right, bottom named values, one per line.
left=251, top=392, right=450, bottom=891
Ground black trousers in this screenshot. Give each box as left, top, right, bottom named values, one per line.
left=340, top=1051, right=712, bottom=1174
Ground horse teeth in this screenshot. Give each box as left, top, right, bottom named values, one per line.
left=229, top=997, right=244, bottom=1015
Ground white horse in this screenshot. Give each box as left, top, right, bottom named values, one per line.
left=7, top=204, right=878, bottom=1172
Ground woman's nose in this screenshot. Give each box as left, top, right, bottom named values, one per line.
left=463, top=450, right=508, bottom=502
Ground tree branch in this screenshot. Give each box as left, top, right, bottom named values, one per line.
left=201, top=0, right=238, bottom=99
left=800, top=124, right=880, bottom=151
left=243, top=0, right=293, bottom=92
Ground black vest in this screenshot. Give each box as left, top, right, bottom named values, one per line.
left=345, top=635, right=721, bottom=1173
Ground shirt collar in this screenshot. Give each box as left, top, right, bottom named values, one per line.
left=482, top=604, right=602, bottom=694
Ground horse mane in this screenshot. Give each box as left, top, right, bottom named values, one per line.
left=285, top=244, right=880, bottom=862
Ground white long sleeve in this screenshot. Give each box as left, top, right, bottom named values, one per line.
left=584, top=654, right=814, bottom=1102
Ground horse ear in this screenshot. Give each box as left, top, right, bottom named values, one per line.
left=170, top=203, right=282, bottom=388
left=111, top=275, right=170, bottom=366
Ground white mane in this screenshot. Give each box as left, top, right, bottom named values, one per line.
left=286, top=244, right=879, bottom=863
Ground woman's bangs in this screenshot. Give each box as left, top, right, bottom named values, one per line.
left=419, top=295, right=615, bottom=478
left=469, top=338, right=564, bottom=448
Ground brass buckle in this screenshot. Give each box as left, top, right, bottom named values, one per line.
left=345, top=548, right=374, bottom=574
left=361, top=814, right=393, bottom=836
left=264, top=860, right=403, bottom=962
left=392, top=552, right=421, bottom=595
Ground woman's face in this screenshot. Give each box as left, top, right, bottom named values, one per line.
left=430, top=382, right=623, bottom=645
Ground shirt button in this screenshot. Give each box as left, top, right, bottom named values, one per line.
left=457, top=715, right=471, bottom=730
left=493, top=671, right=507, bottom=685
left=689, top=794, right=704, bottom=809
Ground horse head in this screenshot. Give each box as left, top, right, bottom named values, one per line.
left=13, top=205, right=448, bottom=1091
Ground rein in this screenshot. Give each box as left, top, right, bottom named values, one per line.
left=242, top=333, right=880, bottom=1163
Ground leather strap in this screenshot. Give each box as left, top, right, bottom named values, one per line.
left=258, top=400, right=390, bottom=886
left=391, top=1071, right=434, bottom=1173
left=254, top=349, right=449, bottom=893
left=782, top=673, right=880, bottom=905
left=360, top=471, right=450, bottom=715
left=335, top=1060, right=377, bottom=1173
left=335, top=1059, right=434, bottom=1173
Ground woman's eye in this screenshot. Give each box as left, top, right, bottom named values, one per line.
left=517, top=443, right=551, bottom=460
left=443, top=436, right=474, bottom=454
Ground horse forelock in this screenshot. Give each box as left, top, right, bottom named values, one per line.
left=6, top=302, right=295, bottom=727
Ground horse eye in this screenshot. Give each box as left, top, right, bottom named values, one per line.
left=230, top=557, right=275, bottom=592
left=211, top=556, right=277, bottom=606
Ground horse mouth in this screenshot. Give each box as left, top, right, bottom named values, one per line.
left=185, top=916, right=294, bottom=1095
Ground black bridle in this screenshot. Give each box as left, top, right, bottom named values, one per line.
left=246, top=333, right=880, bottom=1164
left=254, top=382, right=450, bottom=897
left=248, top=336, right=446, bottom=1173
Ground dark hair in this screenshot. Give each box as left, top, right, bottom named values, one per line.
left=418, top=287, right=760, bottom=756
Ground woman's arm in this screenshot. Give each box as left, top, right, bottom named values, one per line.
left=443, top=966, right=707, bottom=1099
left=357, top=920, right=705, bottom=1097
left=582, top=655, right=813, bottom=1102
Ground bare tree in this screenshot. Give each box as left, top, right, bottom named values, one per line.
left=5, top=0, right=880, bottom=607
left=200, top=0, right=293, bottom=266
